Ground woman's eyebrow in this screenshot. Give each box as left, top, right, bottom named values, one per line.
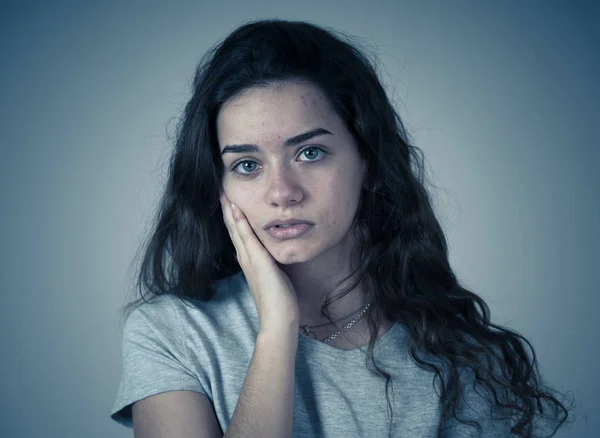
left=220, top=128, right=333, bottom=155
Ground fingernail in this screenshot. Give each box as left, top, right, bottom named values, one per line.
left=231, top=203, right=237, bottom=211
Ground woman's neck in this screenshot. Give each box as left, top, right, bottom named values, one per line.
left=278, top=249, right=367, bottom=327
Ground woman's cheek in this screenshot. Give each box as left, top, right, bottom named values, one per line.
left=234, top=204, right=260, bottom=232
left=225, top=186, right=262, bottom=230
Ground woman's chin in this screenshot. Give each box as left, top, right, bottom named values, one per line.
left=271, top=249, right=314, bottom=266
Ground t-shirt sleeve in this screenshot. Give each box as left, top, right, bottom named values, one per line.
left=110, top=296, right=207, bottom=428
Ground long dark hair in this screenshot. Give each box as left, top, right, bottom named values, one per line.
left=122, top=19, right=575, bottom=437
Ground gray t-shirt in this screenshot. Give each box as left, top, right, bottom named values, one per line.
left=111, top=270, right=513, bottom=437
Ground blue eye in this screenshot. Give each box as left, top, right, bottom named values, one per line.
left=230, top=146, right=327, bottom=178
left=238, top=162, right=258, bottom=172
left=299, top=146, right=325, bottom=161
left=230, top=161, right=259, bottom=176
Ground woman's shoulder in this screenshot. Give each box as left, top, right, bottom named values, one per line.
left=122, top=270, right=250, bottom=326
left=165, top=270, right=256, bottom=326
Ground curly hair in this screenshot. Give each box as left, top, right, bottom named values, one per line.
left=123, top=19, right=575, bottom=437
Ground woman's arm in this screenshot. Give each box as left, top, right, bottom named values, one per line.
left=132, top=326, right=298, bottom=438
left=224, top=327, right=298, bottom=438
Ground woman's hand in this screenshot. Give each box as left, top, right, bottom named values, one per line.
left=220, top=193, right=300, bottom=333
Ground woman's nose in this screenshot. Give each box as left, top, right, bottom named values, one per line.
left=264, top=167, right=304, bottom=207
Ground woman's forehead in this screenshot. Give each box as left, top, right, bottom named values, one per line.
left=217, top=82, right=339, bottom=147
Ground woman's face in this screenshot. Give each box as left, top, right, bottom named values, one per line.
left=216, top=80, right=367, bottom=265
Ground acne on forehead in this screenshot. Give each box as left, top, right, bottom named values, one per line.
left=300, top=94, right=324, bottom=110
left=217, top=82, right=338, bottom=146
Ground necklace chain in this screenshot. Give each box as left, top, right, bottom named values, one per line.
left=301, top=304, right=367, bottom=329
left=300, top=302, right=372, bottom=344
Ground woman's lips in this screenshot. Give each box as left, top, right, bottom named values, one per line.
left=265, top=223, right=313, bottom=240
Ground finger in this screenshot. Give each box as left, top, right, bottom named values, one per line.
left=220, top=195, right=248, bottom=261
left=227, top=203, right=274, bottom=266
left=219, top=195, right=271, bottom=266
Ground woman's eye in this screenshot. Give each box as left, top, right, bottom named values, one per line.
left=299, top=146, right=325, bottom=161
left=239, top=162, right=257, bottom=172
left=230, top=146, right=326, bottom=177
left=230, top=160, right=260, bottom=177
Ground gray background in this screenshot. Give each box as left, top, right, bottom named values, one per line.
left=1, top=1, right=597, bottom=437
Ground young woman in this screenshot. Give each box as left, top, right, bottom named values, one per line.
left=111, top=19, right=573, bottom=437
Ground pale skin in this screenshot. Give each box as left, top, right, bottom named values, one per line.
left=217, top=80, right=394, bottom=349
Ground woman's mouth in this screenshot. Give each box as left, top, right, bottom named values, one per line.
left=265, top=223, right=313, bottom=240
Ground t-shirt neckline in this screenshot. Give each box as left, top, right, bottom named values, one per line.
left=297, top=321, right=402, bottom=361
